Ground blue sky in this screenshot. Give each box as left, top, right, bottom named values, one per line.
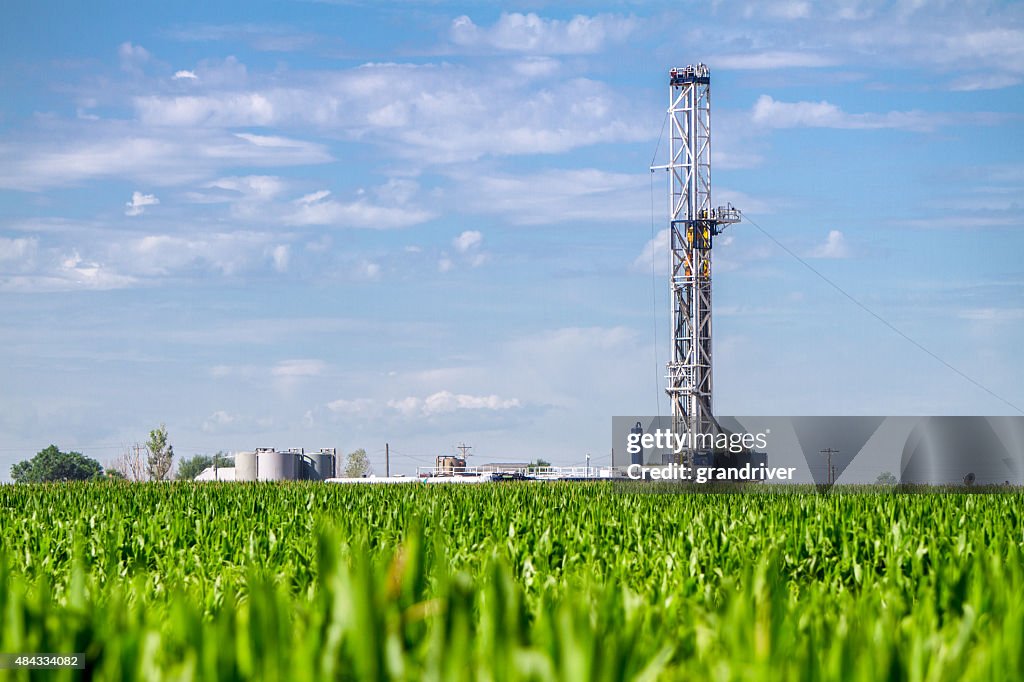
left=1, top=0, right=1022, bottom=477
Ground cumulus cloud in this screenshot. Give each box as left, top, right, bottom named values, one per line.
left=124, top=191, right=159, bottom=216
left=808, top=230, right=852, bottom=259
left=632, top=228, right=668, bottom=274
left=453, top=230, right=482, bottom=253
left=127, top=62, right=649, bottom=163
left=388, top=390, right=521, bottom=416
left=201, top=410, right=234, bottom=433
left=450, top=12, right=637, bottom=54
left=0, top=251, right=137, bottom=293
left=173, top=70, right=198, bottom=80
left=115, top=232, right=283, bottom=276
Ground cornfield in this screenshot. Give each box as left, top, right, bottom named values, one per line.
left=1, top=482, right=1022, bottom=680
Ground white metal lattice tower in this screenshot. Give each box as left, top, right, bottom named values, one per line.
left=652, top=64, right=739, bottom=463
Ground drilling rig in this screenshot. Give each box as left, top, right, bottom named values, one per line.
left=651, top=64, right=740, bottom=469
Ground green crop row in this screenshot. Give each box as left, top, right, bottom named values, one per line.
left=0, top=482, right=1022, bottom=680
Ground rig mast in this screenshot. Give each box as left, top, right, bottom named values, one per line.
left=653, top=64, right=739, bottom=464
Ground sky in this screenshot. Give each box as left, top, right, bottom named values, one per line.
left=0, top=0, right=1022, bottom=478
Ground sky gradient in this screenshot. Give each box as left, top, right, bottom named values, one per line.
left=1, top=0, right=1022, bottom=477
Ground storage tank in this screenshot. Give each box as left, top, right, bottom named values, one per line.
left=235, top=451, right=258, bottom=482
left=257, top=448, right=296, bottom=481
left=314, top=450, right=336, bottom=480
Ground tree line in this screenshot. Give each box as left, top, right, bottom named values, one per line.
left=9, top=425, right=373, bottom=482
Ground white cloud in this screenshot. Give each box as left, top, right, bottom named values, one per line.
left=453, top=230, right=482, bottom=253
left=269, top=244, right=290, bottom=272
left=124, top=191, right=159, bottom=216
left=271, top=359, right=326, bottom=378
left=118, top=42, right=150, bottom=72
left=949, top=73, right=1022, bottom=92
left=752, top=95, right=948, bottom=132
left=0, top=125, right=331, bottom=191
left=449, top=12, right=637, bottom=54
left=127, top=62, right=649, bottom=163
left=808, top=230, right=851, bottom=259
left=958, top=308, right=1024, bottom=323
left=387, top=390, right=521, bottom=417
left=326, top=398, right=376, bottom=415
left=297, top=189, right=331, bottom=204
left=354, top=261, right=381, bottom=280
left=0, top=251, right=137, bottom=293
left=173, top=70, right=198, bottom=80
left=713, top=51, right=836, bottom=70
left=438, top=256, right=453, bottom=273
left=118, top=232, right=282, bottom=276
left=455, top=168, right=647, bottom=225
left=167, top=24, right=316, bottom=52
left=210, top=175, right=284, bottom=198
left=287, top=187, right=434, bottom=229
left=632, top=228, right=668, bottom=274
left=135, top=93, right=277, bottom=126
left=201, top=410, right=235, bottom=433
left=0, top=237, right=38, bottom=263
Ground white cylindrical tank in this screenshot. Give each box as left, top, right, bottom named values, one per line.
left=257, top=449, right=296, bottom=481
left=235, top=451, right=258, bottom=481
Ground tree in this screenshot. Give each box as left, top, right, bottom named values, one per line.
left=343, top=448, right=372, bottom=477
left=875, top=471, right=898, bottom=486
left=177, top=455, right=212, bottom=481
left=177, top=452, right=233, bottom=480
left=528, top=459, right=552, bottom=472
left=11, top=445, right=103, bottom=483
left=146, top=425, right=175, bottom=481
left=108, top=443, right=147, bottom=481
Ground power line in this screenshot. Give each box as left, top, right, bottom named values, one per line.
left=648, top=110, right=669, bottom=418
left=739, top=210, right=1023, bottom=415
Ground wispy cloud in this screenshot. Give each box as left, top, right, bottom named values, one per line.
left=286, top=187, right=435, bottom=229
left=166, top=23, right=318, bottom=52
left=750, top=95, right=988, bottom=132
left=713, top=51, right=835, bottom=70
left=449, top=12, right=637, bottom=54
left=454, top=168, right=647, bottom=225
left=0, top=125, right=331, bottom=191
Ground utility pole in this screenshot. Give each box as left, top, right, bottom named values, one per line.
left=820, top=448, right=839, bottom=485
left=456, top=443, right=472, bottom=459
left=385, top=442, right=390, bottom=478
